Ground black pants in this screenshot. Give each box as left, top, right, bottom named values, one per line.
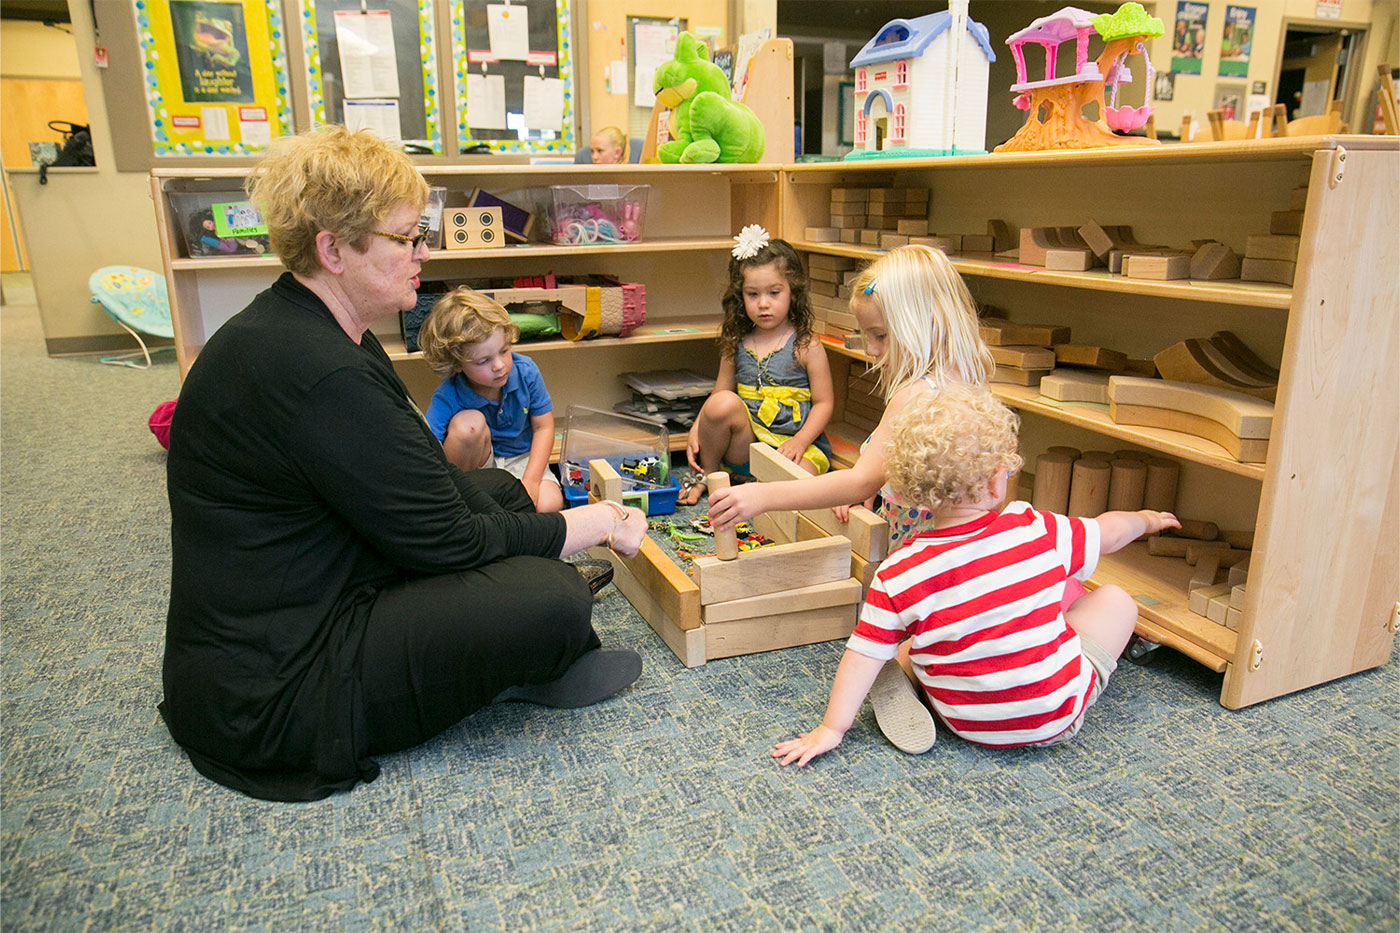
left=357, top=468, right=598, bottom=755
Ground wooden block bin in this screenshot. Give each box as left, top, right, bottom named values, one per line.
left=588, top=447, right=888, bottom=667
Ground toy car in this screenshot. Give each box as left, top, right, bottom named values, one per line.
left=619, top=455, right=668, bottom=486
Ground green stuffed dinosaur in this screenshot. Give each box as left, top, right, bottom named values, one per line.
left=652, top=33, right=765, bottom=164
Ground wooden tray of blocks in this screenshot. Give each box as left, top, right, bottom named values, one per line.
left=587, top=444, right=890, bottom=667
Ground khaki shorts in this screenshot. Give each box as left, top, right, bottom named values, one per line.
left=1028, top=633, right=1118, bottom=748
left=493, top=452, right=560, bottom=486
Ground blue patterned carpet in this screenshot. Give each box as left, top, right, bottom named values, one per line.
left=2, top=276, right=1396, bottom=930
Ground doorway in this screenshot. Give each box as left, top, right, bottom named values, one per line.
left=1274, top=23, right=1366, bottom=122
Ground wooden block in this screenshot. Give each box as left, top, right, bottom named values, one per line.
left=1186, top=542, right=1249, bottom=566
left=590, top=545, right=706, bottom=667
left=1123, top=358, right=1158, bottom=377
left=879, top=233, right=911, bottom=249
left=1110, top=402, right=1270, bottom=462
left=961, top=234, right=995, bottom=252
left=1190, top=558, right=1223, bottom=592
left=991, top=345, right=1057, bottom=370
left=1228, top=557, right=1250, bottom=587
left=805, top=226, right=840, bottom=242
left=980, top=320, right=1071, bottom=346
left=1107, top=459, right=1147, bottom=511
left=691, top=536, right=852, bottom=605
left=829, top=186, right=869, bottom=202
left=752, top=508, right=796, bottom=544
left=703, top=576, right=861, bottom=624
left=589, top=458, right=623, bottom=503
left=1288, top=186, right=1309, bottom=211
left=1123, top=253, right=1191, bottom=280
left=910, top=235, right=961, bottom=252
left=1143, top=458, right=1179, bottom=512
left=707, top=473, right=738, bottom=560
left=1230, top=584, right=1247, bottom=611
left=809, top=279, right=838, bottom=298
left=987, top=219, right=1016, bottom=252
left=1079, top=450, right=1114, bottom=462
left=1044, top=249, right=1095, bottom=271
left=1240, top=257, right=1296, bottom=286
left=1068, top=459, right=1110, bottom=517
left=897, top=219, right=929, bottom=236
left=1244, top=234, right=1301, bottom=262
left=1147, top=534, right=1190, bottom=557
left=1210, top=330, right=1279, bottom=382
left=748, top=440, right=810, bottom=483
left=839, top=229, right=861, bottom=244
left=1174, top=518, right=1220, bottom=541
left=1039, top=369, right=1111, bottom=404
left=808, top=254, right=855, bottom=273
left=990, top=366, right=1051, bottom=387
left=611, top=536, right=701, bottom=631
left=1108, top=377, right=1274, bottom=439
left=1114, top=449, right=1151, bottom=461
left=1221, top=528, right=1254, bottom=550
left=1077, top=220, right=1115, bottom=259
left=1206, top=591, right=1231, bottom=624
left=799, top=505, right=888, bottom=563
left=1153, top=338, right=1277, bottom=402
left=1053, top=344, right=1128, bottom=372
left=1032, top=451, right=1076, bottom=513
left=1269, top=210, right=1305, bottom=235
left=1225, top=606, right=1243, bottom=631
left=850, top=550, right=878, bottom=595
left=1190, top=242, right=1241, bottom=280
left=828, top=200, right=869, bottom=216
left=704, top=602, right=859, bottom=660
left=1018, top=227, right=1055, bottom=266
left=859, top=229, right=881, bottom=245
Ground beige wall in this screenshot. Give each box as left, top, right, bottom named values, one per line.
left=0, top=20, right=82, bottom=77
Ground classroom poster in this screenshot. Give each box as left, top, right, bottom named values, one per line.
left=135, top=0, right=291, bottom=155
left=1171, top=1, right=1209, bottom=76
left=1219, top=6, right=1255, bottom=77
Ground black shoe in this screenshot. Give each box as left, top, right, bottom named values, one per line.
left=491, top=648, right=643, bottom=708
left=573, top=558, right=615, bottom=596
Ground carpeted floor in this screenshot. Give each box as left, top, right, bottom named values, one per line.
left=2, top=273, right=1396, bottom=930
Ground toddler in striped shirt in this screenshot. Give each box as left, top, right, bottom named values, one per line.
left=773, top=385, right=1178, bottom=767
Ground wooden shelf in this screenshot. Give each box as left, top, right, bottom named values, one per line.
left=793, top=242, right=1293, bottom=310
left=379, top=315, right=720, bottom=361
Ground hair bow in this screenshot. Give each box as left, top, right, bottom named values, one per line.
left=731, top=224, right=770, bottom=260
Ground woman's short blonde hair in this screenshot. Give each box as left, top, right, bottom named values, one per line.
left=417, top=287, right=520, bottom=379
left=885, top=385, right=1023, bottom=511
left=848, top=245, right=994, bottom=400
left=245, top=125, right=428, bottom=277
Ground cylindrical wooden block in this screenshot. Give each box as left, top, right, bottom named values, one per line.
left=1068, top=459, right=1111, bottom=517
left=1143, top=458, right=1180, bottom=512
left=707, top=472, right=738, bottom=560
left=1079, top=450, right=1114, bottom=462
left=1032, top=452, right=1076, bottom=514
left=1147, top=535, right=1191, bottom=557
left=1107, top=459, right=1147, bottom=511
left=1114, top=449, right=1152, bottom=461
left=1046, top=446, right=1081, bottom=459
left=1175, top=518, right=1220, bottom=541
left=1222, top=528, right=1255, bottom=550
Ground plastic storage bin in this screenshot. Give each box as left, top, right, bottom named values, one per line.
left=559, top=405, right=678, bottom=515
left=548, top=184, right=650, bottom=245
left=168, top=190, right=272, bottom=258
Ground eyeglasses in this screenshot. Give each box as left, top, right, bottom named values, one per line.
left=370, top=226, right=431, bottom=250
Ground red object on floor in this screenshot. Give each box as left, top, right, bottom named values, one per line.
left=148, top=399, right=176, bottom=449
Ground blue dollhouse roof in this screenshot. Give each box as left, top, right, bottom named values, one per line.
left=849, top=11, right=996, bottom=68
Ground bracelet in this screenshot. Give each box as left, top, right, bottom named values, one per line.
left=601, top=499, right=628, bottom=549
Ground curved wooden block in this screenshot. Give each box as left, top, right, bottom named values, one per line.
left=1109, top=402, right=1271, bottom=462
left=1108, top=376, right=1274, bottom=438
left=1153, top=339, right=1277, bottom=402
left=1210, top=330, right=1280, bottom=382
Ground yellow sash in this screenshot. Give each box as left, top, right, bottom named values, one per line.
left=736, top=382, right=809, bottom=428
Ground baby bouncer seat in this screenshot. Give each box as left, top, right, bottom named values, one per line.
left=88, top=266, right=175, bottom=369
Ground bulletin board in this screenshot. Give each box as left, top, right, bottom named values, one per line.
left=133, top=0, right=293, bottom=156
left=451, top=0, right=574, bottom=154
left=299, top=0, right=444, bottom=153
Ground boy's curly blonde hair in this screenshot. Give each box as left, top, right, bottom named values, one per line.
left=417, top=287, right=520, bottom=379
left=885, top=385, right=1024, bottom=510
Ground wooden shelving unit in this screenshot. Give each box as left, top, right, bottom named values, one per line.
left=783, top=137, right=1398, bottom=709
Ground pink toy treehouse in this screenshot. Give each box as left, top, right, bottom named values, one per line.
left=995, top=2, right=1164, bottom=152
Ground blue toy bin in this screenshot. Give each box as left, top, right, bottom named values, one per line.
left=560, top=469, right=680, bottom=516
left=558, top=405, right=676, bottom=515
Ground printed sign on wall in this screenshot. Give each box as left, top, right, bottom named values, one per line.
left=1219, top=6, right=1255, bottom=77
left=1171, top=1, right=1209, bottom=76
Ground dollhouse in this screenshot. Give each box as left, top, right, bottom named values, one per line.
left=846, top=1, right=996, bottom=158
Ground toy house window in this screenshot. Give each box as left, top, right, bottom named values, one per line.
left=894, top=60, right=909, bottom=87
left=893, top=104, right=907, bottom=141
left=856, top=68, right=868, bottom=93
left=856, top=111, right=867, bottom=145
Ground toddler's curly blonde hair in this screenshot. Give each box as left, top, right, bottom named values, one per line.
left=885, top=385, right=1024, bottom=510
left=417, top=287, right=520, bottom=379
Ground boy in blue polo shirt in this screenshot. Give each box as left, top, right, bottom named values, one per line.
left=419, top=287, right=563, bottom=512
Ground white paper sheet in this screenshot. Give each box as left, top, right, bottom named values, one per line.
left=632, top=23, right=676, bottom=108
left=239, top=117, right=272, bottom=147
left=201, top=106, right=230, bottom=140
left=523, top=75, right=564, bottom=130
left=487, top=4, right=530, bottom=61
left=335, top=10, right=401, bottom=100
left=465, top=73, right=508, bottom=129
left=344, top=99, right=402, bottom=141
left=609, top=59, right=627, bottom=96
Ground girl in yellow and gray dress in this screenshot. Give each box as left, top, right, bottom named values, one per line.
left=682, top=227, right=834, bottom=504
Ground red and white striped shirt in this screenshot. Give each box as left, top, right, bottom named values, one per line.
left=850, top=501, right=1101, bottom=747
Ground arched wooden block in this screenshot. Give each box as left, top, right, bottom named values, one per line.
left=1108, top=376, right=1274, bottom=438
left=1211, top=330, right=1280, bottom=382
left=1153, top=338, right=1277, bottom=402
left=1109, top=402, right=1270, bottom=463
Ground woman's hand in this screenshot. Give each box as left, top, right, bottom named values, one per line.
left=708, top=482, right=768, bottom=530
left=608, top=504, right=648, bottom=557
left=772, top=724, right=844, bottom=767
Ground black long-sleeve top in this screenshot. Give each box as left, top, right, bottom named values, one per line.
left=161, top=273, right=565, bottom=800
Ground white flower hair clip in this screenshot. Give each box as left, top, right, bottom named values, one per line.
left=731, top=224, right=771, bottom=261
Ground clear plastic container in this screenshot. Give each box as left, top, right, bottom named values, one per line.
left=559, top=404, right=678, bottom=514
left=549, top=184, right=650, bottom=245
left=420, top=186, right=447, bottom=249
left=168, top=190, right=272, bottom=258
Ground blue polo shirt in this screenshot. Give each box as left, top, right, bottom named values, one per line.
left=424, top=352, right=553, bottom=457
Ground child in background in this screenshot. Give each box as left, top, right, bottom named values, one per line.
left=419, top=287, right=563, bottom=512
left=772, top=387, right=1179, bottom=766
left=590, top=127, right=627, bottom=164
left=708, top=244, right=993, bottom=549
left=681, top=226, right=834, bottom=503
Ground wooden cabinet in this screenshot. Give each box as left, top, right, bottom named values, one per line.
left=779, top=137, right=1398, bottom=708
left=150, top=163, right=781, bottom=429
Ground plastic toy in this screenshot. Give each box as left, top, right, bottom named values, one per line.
left=619, top=455, right=669, bottom=487
left=995, top=3, right=1164, bottom=152
left=652, top=33, right=765, bottom=164
left=846, top=1, right=997, bottom=159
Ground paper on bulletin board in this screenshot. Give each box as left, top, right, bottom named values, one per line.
left=487, top=4, right=530, bottom=61
left=136, top=0, right=292, bottom=155
left=466, top=73, right=508, bottom=129
left=633, top=22, right=676, bottom=108
left=344, top=99, right=402, bottom=140
left=610, top=59, right=627, bottom=96
left=334, top=10, right=400, bottom=99
left=523, top=75, right=564, bottom=130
